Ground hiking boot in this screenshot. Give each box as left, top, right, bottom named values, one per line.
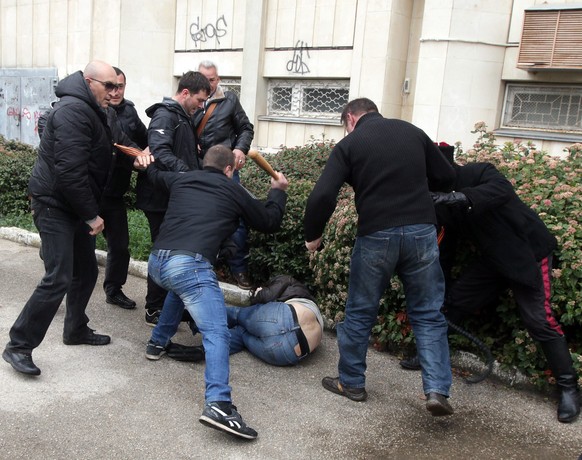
left=321, top=376, right=368, bottom=402
left=426, top=392, right=454, bottom=416
left=145, top=309, right=161, bottom=326
left=145, top=340, right=167, bottom=360
left=199, top=401, right=258, bottom=440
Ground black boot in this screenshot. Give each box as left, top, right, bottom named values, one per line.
left=540, top=337, right=580, bottom=423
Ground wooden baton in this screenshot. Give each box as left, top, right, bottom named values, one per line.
left=247, top=150, right=279, bottom=180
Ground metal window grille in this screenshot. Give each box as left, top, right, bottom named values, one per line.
left=220, top=78, right=241, bottom=98
left=267, top=79, right=349, bottom=120
left=502, top=84, right=582, bottom=132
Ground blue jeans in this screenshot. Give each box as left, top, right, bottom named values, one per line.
left=337, top=224, right=452, bottom=396
left=148, top=250, right=231, bottom=403
left=227, top=302, right=301, bottom=366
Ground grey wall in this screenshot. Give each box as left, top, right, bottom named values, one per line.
left=0, top=68, right=58, bottom=146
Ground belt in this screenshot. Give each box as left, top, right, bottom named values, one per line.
left=289, top=304, right=310, bottom=358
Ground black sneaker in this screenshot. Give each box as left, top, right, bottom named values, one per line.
left=322, top=376, right=368, bottom=402
left=199, top=402, right=258, bottom=440
left=145, top=309, right=161, bottom=326
left=145, top=340, right=167, bottom=360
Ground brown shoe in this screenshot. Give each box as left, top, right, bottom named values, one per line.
left=233, top=272, right=252, bottom=290
left=322, top=376, right=368, bottom=402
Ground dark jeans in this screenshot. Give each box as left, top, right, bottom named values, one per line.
left=100, top=196, right=130, bottom=296
left=445, top=255, right=563, bottom=342
left=143, top=210, right=168, bottom=311
left=7, top=200, right=98, bottom=353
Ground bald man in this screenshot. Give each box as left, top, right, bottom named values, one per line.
left=3, top=60, right=152, bottom=376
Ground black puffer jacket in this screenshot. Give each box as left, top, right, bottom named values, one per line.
left=28, top=71, right=114, bottom=222
left=193, top=87, right=254, bottom=157
left=136, top=97, right=201, bottom=212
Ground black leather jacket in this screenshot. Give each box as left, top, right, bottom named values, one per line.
left=193, top=87, right=254, bottom=157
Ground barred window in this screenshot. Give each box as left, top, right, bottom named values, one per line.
left=220, top=78, right=241, bottom=99
left=502, top=84, right=582, bottom=132
left=267, top=79, right=349, bottom=121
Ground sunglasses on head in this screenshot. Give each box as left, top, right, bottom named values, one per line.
left=89, top=78, right=119, bottom=92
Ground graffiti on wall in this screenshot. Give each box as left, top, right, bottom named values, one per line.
left=6, top=107, right=43, bottom=134
left=286, top=40, right=311, bottom=74
left=190, top=15, right=228, bottom=47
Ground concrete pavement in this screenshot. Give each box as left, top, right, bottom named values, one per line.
left=0, top=232, right=580, bottom=459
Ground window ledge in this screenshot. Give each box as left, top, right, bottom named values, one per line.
left=258, top=115, right=342, bottom=126
left=494, top=128, right=582, bottom=143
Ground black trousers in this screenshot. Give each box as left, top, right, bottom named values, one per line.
left=100, top=196, right=130, bottom=296
left=7, top=200, right=98, bottom=353
left=143, top=210, right=168, bottom=311
left=444, top=255, right=564, bottom=342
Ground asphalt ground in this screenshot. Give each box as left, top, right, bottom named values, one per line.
left=0, top=231, right=580, bottom=460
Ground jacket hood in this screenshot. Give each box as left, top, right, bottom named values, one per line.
left=54, top=71, right=101, bottom=112
left=146, top=97, right=187, bottom=118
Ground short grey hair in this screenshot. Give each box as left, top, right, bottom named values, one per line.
left=199, top=60, right=217, bottom=72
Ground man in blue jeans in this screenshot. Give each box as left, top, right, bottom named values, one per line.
left=304, top=98, right=456, bottom=416
left=227, top=275, right=324, bottom=365
left=144, top=145, right=288, bottom=440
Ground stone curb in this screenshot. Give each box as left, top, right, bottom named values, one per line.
left=0, top=226, right=535, bottom=392
left=0, top=226, right=251, bottom=307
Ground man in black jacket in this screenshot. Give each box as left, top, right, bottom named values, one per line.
left=144, top=145, right=288, bottom=440
left=195, top=61, right=255, bottom=289
left=101, top=66, right=149, bottom=309
left=137, top=71, right=210, bottom=326
left=402, top=161, right=580, bottom=423
left=2, top=61, right=151, bottom=376
left=304, top=98, right=456, bottom=416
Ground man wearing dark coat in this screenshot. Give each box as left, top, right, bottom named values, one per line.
left=2, top=61, right=151, bottom=376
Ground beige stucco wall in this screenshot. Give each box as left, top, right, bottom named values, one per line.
left=1, top=0, right=581, bottom=155
left=1, top=0, right=176, bottom=123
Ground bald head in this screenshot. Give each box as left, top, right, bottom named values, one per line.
left=83, top=60, right=116, bottom=80
left=83, top=60, right=118, bottom=108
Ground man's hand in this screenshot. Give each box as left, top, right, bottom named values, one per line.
left=233, top=149, right=246, bottom=171
left=305, top=237, right=323, bottom=253
left=87, top=216, right=105, bottom=236
left=133, top=147, right=154, bottom=170
left=271, top=171, right=288, bottom=191
left=431, top=191, right=470, bottom=209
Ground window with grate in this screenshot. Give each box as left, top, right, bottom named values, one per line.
left=220, top=78, right=241, bottom=98
left=267, top=79, right=349, bottom=120
left=502, top=84, right=582, bottom=132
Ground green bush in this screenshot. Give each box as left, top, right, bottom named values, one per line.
left=239, top=139, right=335, bottom=286
left=0, top=135, right=37, bottom=216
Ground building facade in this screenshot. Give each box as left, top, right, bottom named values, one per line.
left=1, top=0, right=582, bottom=155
